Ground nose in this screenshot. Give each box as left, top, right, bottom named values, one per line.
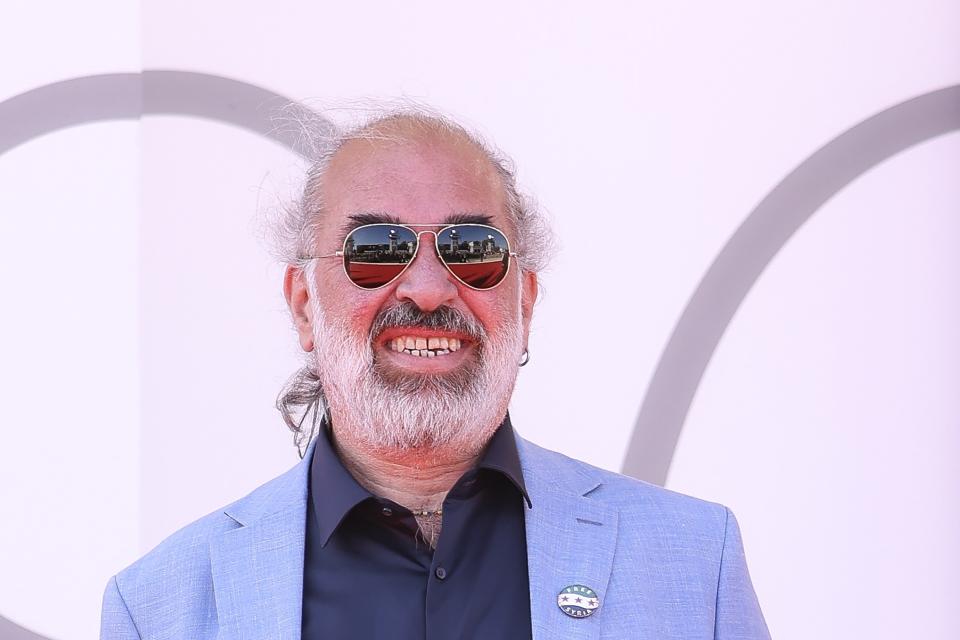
left=393, top=233, right=459, bottom=312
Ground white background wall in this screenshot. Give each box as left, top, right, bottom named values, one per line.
left=1, top=2, right=958, bottom=638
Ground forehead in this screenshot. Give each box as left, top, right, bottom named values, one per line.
left=319, top=129, right=508, bottom=232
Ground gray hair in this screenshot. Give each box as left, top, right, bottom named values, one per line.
left=269, top=102, right=554, bottom=452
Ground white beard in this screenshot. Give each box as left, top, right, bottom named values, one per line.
left=307, top=285, right=524, bottom=455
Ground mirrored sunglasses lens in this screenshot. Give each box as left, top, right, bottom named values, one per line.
left=437, top=225, right=510, bottom=289
left=343, top=225, right=418, bottom=288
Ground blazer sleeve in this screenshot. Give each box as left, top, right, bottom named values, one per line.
left=100, top=575, right=141, bottom=640
left=715, top=507, right=771, bottom=640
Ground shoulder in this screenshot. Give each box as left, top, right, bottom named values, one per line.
left=104, top=499, right=238, bottom=637
left=113, top=503, right=236, bottom=595
left=517, top=436, right=730, bottom=539
left=516, top=439, right=769, bottom=636
left=107, top=452, right=311, bottom=629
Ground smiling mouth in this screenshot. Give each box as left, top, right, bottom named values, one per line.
left=387, top=335, right=464, bottom=358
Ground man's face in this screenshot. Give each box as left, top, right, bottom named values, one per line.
left=285, top=128, right=537, bottom=454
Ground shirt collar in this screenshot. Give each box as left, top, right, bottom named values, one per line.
left=309, top=413, right=531, bottom=547
left=309, top=422, right=374, bottom=547
left=476, top=413, right=531, bottom=508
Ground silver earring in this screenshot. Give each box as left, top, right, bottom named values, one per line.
left=519, top=349, right=530, bottom=367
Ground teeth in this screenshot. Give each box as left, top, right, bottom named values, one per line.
left=389, top=335, right=465, bottom=357
left=399, top=347, right=457, bottom=357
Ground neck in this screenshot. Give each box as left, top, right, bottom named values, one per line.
left=329, top=427, right=486, bottom=512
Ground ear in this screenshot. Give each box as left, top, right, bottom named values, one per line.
left=519, top=270, right=539, bottom=348
left=284, top=265, right=315, bottom=352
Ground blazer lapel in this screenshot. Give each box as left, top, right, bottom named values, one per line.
left=209, top=440, right=316, bottom=640
left=518, top=437, right=619, bottom=640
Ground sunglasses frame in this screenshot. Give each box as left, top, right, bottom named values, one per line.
left=312, top=222, right=519, bottom=291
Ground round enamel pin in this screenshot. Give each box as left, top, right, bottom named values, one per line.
left=557, top=584, right=600, bottom=618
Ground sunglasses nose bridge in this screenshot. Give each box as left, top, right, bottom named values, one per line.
left=410, top=229, right=441, bottom=261
left=394, top=229, right=458, bottom=310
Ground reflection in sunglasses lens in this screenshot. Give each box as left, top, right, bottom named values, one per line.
left=343, top=225, right=419, bottom=289
left=438, top=225, right=510, bottom=289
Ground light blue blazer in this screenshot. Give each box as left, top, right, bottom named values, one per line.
left=101, top=435, right=770, bottom=639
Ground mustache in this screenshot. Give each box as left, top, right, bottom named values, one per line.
left=369, top=303, right=485, bottom=342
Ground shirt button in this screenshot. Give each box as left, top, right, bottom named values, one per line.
left=435, top=566, right=447, bottom=580
left=381, top=507, right=393, bottom=517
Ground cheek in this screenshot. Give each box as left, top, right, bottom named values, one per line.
left=343, top=292, right=394, bottom=337
left=312, top=278, right=383, bottom=333
left=462, top=284, right=523, bottom=333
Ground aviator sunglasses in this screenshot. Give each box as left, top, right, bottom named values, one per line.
left=313, top=223, right=517, bottom=290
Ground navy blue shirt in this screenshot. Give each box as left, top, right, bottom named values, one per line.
left=301, top=416, right=533, bottom=639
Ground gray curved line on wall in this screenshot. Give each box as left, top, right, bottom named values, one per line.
left=0, top=616, right=50, bottom=640
left=0, top=70, right=330, bottom=640
left=0, top=70, right=323, bottom=157
left=621, top=84, right=960, bottom=486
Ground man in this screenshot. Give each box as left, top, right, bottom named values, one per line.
left=101, top=108, right=770, bottom=639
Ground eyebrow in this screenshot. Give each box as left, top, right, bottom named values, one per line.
left=443, top=212, right=494, bottom=225
left=340, top=211, right=495, bottom=237
left=341, top=212, right=402, bottom=237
